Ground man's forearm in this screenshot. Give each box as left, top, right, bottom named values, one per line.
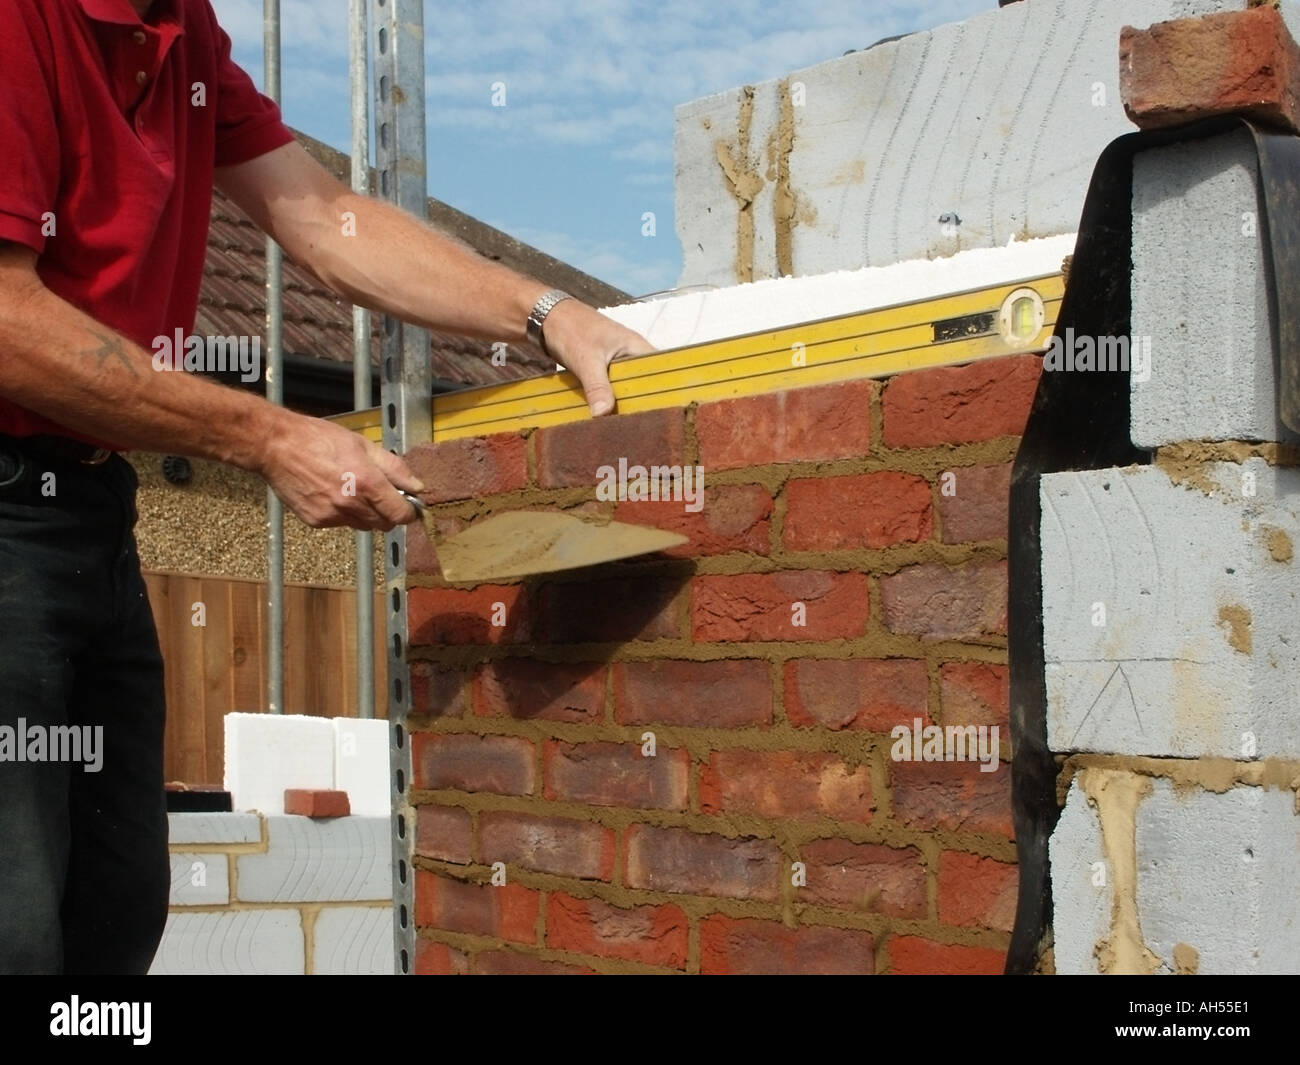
left=0, top=263, right=282, bottom=469
left=317, top=190, right=551, bottom=344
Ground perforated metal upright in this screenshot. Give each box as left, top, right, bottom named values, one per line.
left=371, top=0, right=429, bottom=976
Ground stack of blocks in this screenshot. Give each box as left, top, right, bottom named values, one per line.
left=151, top=714, right=394, bottom=974
left=1047, top=5, right=1300, bottom=974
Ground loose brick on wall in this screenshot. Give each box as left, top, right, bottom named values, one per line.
left=405, top=433, right=529, bottom=504
left=536, top=408, right=687, bottom=488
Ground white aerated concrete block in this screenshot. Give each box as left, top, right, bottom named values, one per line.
left=1049, top=778, right=1114, bottom=975
left=1041, top=460, right=1300, bottom=758
left=168, top=852, right=229, bottom=906
left=312, top=906, right=395, bottom=975
left=1131, top=130, right=1299, bottom=447
left=149, top=910, right=305, bottom=975
left=1051, top=776, right=1300, bottom=974
left=235, top=815, right=391, bottom=903
left=167, top=812, right=261, bottom=845
left=674, top=0, right=1237, bottom=285
left=1136, top=780, right=1300, bottom=975
left=224, top=712, right=335, bottom=816
left=333, top=718, right=391, bottom=818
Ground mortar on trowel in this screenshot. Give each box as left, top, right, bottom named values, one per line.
left=400, top=493, right=686, bottom=583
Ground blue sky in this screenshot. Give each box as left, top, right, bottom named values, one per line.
left=211, top=0, right=995, bottom=298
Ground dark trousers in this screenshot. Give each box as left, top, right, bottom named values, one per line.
left=0, top=439, right=168, bottom=974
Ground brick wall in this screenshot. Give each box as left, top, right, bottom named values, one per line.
left=405, top=352, right=1040, bottom=975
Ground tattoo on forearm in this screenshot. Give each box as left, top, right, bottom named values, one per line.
left=81, top=328, right=139, bottom=379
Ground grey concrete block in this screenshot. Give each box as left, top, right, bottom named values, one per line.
left=1041, top=460, right=1300, bottom=758
left=236, top=815, right=391, bottom=903
left=1131, top=130, right=1298, bottom=447
left=149, top=910, right=304, bottom=975
left=312, top=906, right=395, bottom=975
left=168, top=853, right=229, bottom=906
left=1136, top=778, right=1300, bottom=975
left=674, top=0, right=1237, bottom=286
left=167, top=812, right=261, bottom=845
left=1048, top=777, right=1114, bottom=975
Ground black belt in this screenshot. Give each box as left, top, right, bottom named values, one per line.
left=1, top=434, right=114, bottom=466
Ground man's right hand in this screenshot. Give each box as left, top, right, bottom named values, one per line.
left=257, top=411, right=425, bottom=531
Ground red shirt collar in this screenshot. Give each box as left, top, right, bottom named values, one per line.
left=78, top=0, right=182, bottom=27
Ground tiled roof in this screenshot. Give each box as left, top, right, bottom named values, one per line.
left=198, top=130, right=632, bottom=391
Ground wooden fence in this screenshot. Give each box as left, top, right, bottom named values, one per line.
left=143, top=571, right=387, bottom=785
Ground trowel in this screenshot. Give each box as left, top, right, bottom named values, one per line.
left=400, top=493, right=687, bottom=583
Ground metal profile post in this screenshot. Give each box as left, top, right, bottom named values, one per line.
left=263, top=0, right=285, bottom=715
left=349, top=0, right=375, bottom=720
left=372, top=0, right=430, bottom=975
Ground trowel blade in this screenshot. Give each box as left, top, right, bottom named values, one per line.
left=427, top=510, right=687, bottom=583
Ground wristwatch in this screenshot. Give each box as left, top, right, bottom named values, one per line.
left=526, top=288, right=573, bottom=358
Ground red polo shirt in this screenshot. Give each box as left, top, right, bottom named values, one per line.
left=0, top=0, right=294, bottom=445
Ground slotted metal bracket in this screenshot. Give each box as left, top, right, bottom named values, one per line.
left=373, top=0, right=430, bottom=977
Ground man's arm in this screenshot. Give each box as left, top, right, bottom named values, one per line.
left=214, top=142, right=652, bottom=416
left=0, top=244, right=423, bottom=530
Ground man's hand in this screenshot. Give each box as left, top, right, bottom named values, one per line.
left=257, top=411, right=426, bottom=530
left=536, top=299, right=655, bottom=416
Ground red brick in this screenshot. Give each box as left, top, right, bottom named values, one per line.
left=938, top=852, right=1018, bottom=933
left=1121, top=6, right=1300, bottom=134
left=625, top=825, right=783, bottom=900
left=614, top=659, right=772, bottom=728
left=414, top=938, right=467, bottom=975
left=699, top=750, right=872, bottom=822
left=889, top=936, right=1006, bottom=975
left=546, top=894, right=688, bottom=968
left=473, top=660, right=606, bottom=723
left=405, top=433, right=528, bottom=503
left=409, top=665, right=469, bottom=718
left=892, top=760, right=1014, bottom=838
left=414, top=872, right=540, bottom=944
left=882, top=354, right=1040, bottom=447
left=937, top=462, right=1012, bottom=543
left=879, top=561, right=1006, bottom=640
left=412, top=733, right=535, bottom=796
left=614, top=483, right=773, bottom=557
left=940, top=662, right=1009, bottom=731
left=696, top=380, right=874, bottom=471
left=784, top=473, right=933, bottom=550
left=478, top=812, right=615, bottom=880
left=470, top=950, right=593, bottom=975
left=415, top=805, right=473, bottom=864
left=699, top=916, right=874, bottom=975
left=691, top=571, right=868, bottom=642
left=784, top=658, right=929, bottom=732
left=545, top=741, right=688, bottom=810
left=539, top=576, right=683, bottom=644
left=408, top=585, right=530, bottom=646
left=283, top=789, right=349, bottom=818
left=801, top=840, right=927, bottom=917
left=536, top=408, right=686, bottom=488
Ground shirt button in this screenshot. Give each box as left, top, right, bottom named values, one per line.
left=136, top=70, right=148, bottom=84
left=133, top=30, right=147, bottom=45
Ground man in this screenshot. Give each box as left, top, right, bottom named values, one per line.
left=0, top=0, right=652, bottom=974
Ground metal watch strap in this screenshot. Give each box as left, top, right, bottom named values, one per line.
left=526, top=288, right=573, bottom=357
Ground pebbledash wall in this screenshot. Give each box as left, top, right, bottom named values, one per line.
left=403, top=355, right=1039, bottom=975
